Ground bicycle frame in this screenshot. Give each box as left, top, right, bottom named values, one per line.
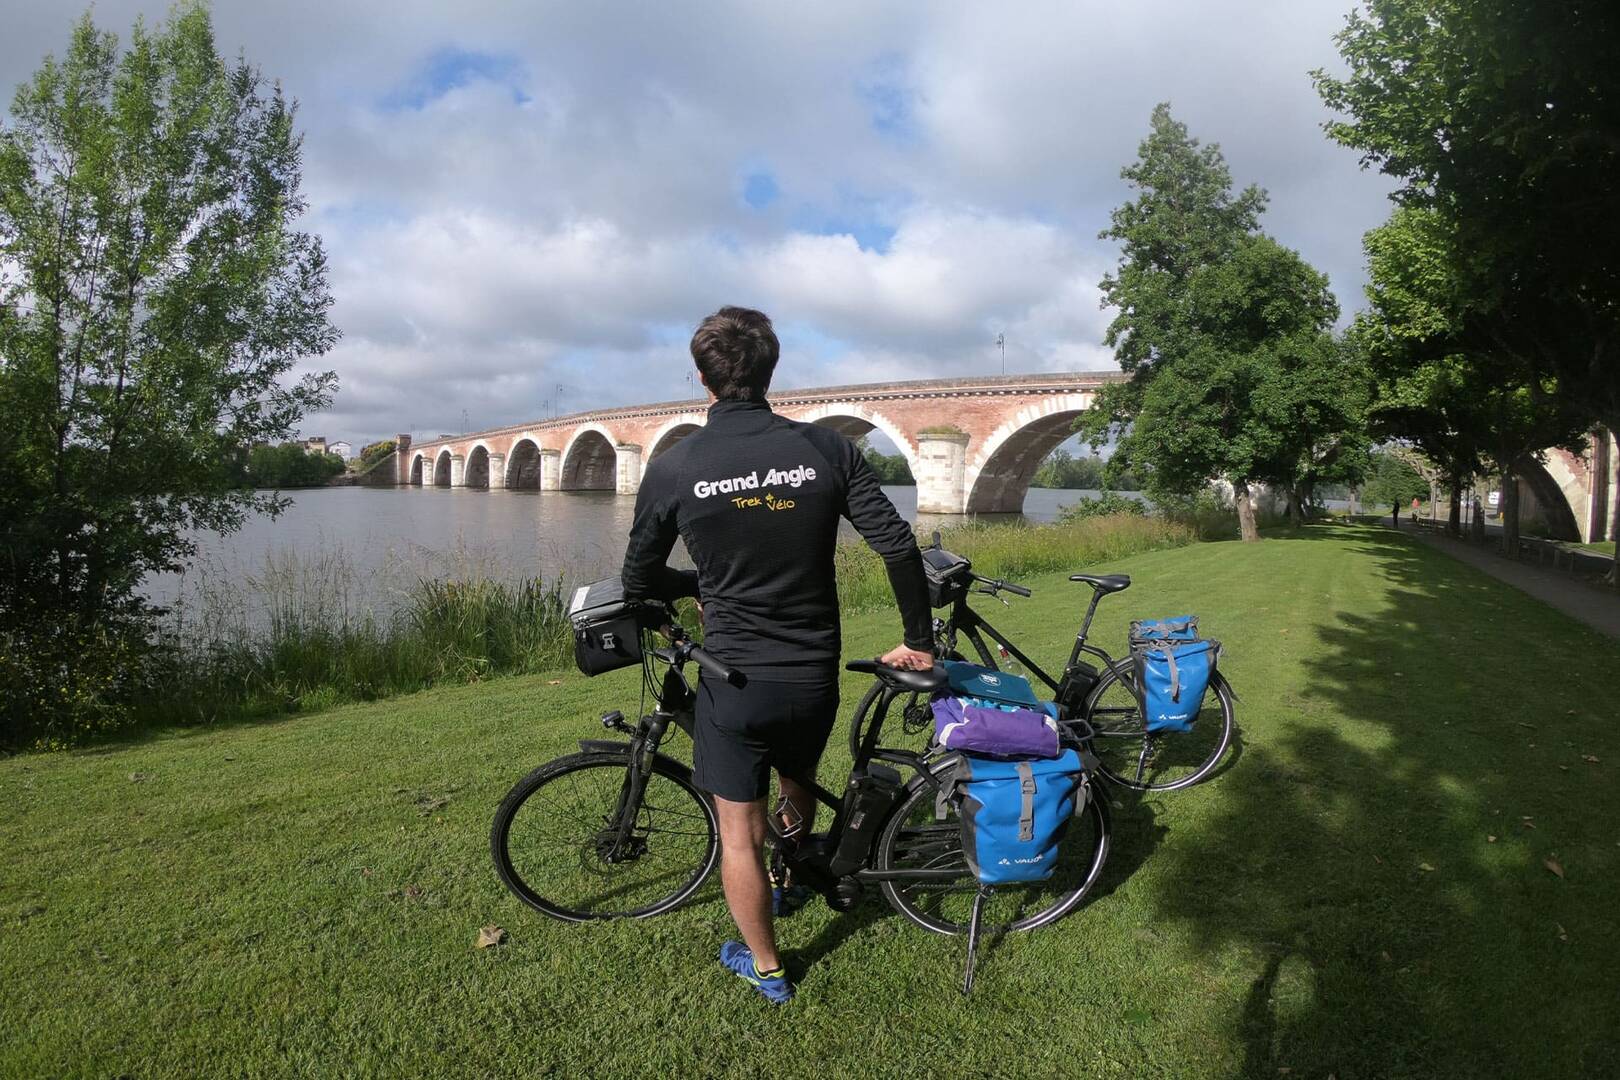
left=940, top=584, right=1122, bottom=692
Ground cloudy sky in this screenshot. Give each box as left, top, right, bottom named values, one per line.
left=3, top=0, right=1393, bottom=446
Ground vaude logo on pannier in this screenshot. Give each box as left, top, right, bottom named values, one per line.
left=997, top=855, right=1048, bottom=866
left=693, top=466, right=816, bottom=499
left=980, top=673, right=1001, bottom=686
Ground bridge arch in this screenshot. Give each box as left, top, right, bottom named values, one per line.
left=431, top=449, right=453, bottom=487
left=463, top=442, right=493, bottom=489
left=797, top=403, right=918, bottom=476
left=561, top=424, right=618, bottom=491
left=1518, top=456, right=1582, bottom=540
left=964, top=392, right=1095, bottom=514
left=408, top=453, right=425, bottom=486
left=505, top=436, right=543, bottom=489
left=647, top=415, right=707, bottom=461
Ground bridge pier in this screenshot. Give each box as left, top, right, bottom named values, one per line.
left=448, top=453, right=466, bottom=488
left=487, top=452, right=506, bottom=490
left=915, top=430, right=970, bottom=515
left=538, top=449, right=561, bottom=491
left=615, top=444, right=643, bottom=495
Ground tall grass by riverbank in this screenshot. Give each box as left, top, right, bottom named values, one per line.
left=11, top=512, right=1195, bottom=749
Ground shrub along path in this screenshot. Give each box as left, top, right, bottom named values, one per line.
left=4, top=524, right=1617, bottom=1077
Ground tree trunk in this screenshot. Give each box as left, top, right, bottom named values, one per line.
left=1286, top=485, right=1304, bottom=527
left=1470, top=487, right=1486, bottom=543
left=1605, top=422, right=1620, bottom=587
left=1234, top=479, right=1260, bottom=543
left=1447, top=485, right=1462, bottom=537
left=1501, top=465, right=1521, bottom=560
left=1348, top=487, right=1360, bottom=516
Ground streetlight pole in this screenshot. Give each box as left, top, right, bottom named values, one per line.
left=995, top=332, right=1006, bottom=375
left=555, top=384, right=564, bottom=417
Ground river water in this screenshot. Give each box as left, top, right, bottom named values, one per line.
left=151, top=485, right=1133, bottom=621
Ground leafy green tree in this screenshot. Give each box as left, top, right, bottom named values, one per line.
left=855, top=437, right=914, bottom=485
left=0, top=6, right=336, bottom=699
left=246, top=443, right=345, bottom=488
left=1083, top=105, right=1365, bottom=542
left=1359, top=449, right=1430, bottom=512
left=1353, top=205, right=1589, bottom=546
left=1316, top=0, right=1619, bottom=568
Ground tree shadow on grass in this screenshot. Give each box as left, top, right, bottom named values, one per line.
left=1146, top=524, right=1620, bottom=1077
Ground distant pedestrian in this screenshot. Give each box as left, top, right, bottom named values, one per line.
left=1392, top=503, right=1400, bottom=529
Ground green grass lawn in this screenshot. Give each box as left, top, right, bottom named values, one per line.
left=5, top=524, right=1618, bottom=1078
left=1571, top=539, right=1615, bottom=555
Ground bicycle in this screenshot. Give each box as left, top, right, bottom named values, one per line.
left=490, top=603, right=1110, bottom=991
left=923, top=538, right=1236, bottom=792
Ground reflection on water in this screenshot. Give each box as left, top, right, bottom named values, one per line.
left=148, top=485, right=1130, bottom=620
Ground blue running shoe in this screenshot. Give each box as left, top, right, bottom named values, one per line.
left=772, top=883, right=814, bottom=917
left=718, top=941, right=794, bottom=1004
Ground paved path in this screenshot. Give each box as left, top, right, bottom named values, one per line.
left=1396, top=523, right=1620, bottom=641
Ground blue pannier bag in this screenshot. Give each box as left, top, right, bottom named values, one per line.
left=1134, top=637, right=1218, bottom=734
left=931, top=660, right=1061, bottom=759
left=1129, top=615, right=1199, bottom=646
left=947, top=749, right=1086, bottom=885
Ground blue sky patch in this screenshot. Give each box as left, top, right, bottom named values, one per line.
left=742, top=171, right=780, bottom=210
left=858, top=53, right=917, bottom=141
left=382, top=48, right=527, bottom=110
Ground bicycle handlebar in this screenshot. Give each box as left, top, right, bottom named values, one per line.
left=685, top=643, right=748, bottom=688
left=969, top=571, right=1032, bottom=598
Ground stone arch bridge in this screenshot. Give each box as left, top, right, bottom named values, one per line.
left=394, top=372, right=1125, bottom=515
left=391, top=373, right=1618, bottom=533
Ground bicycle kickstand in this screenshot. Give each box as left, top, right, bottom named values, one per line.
left=962, top=886, right=992, bottom=995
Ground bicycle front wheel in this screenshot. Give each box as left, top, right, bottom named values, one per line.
left=1085, top=664, right=1235, bottom=791
left=491, top=751, right=718, bottom=922
left=874, top=774, right=1110, bottom=936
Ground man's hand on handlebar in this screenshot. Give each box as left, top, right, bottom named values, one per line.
left=879, top=644, right=934, bottom=671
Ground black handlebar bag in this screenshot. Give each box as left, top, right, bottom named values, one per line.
left=568, top=577, right=646, bottom=676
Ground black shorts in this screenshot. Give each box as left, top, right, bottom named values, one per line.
left=693, top=676, right=839, bottom=803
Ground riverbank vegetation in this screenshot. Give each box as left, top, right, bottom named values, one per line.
left=6, top=526, right=1616, bottom=1076
left=5, top=511, right=1194, bottom=750
left=0, top=10, right=337, bottom=747
left=244, top=442, right=348, bottom=488
left=1030, top=448, right=1140, bottom=491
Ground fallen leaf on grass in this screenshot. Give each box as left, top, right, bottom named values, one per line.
left=1418, top=862, right=1436, bottom=872
left=546, top=679, right=563, bottom=686
left=1378, top=950, right=1393, bottom=963
left=1522, top=818, right=1537, bottom=830
left=1582, top=755, right=1600, bottom=764
left=1558, top=765, right=1569, bottom=772
left=1487, top=835, right=1497, bottom=843
left=361, top=868, right=373, bottom=877
left=476, top=925, right=506, bottom=949
left=1556, top=923, right=1568, bottom=942
left=404, top=885, right=423, bottom=899
left=1372, top=854, right=1383, bottom=864
left=1515, top=722, right=1535, bottom=729
left=415, top=795, right=450, bottom=815
left=128, top=772, right=151, bottom=783
left=1544, top=856, right=1565, bottom=879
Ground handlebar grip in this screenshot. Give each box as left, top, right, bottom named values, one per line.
left=687, top=645, right=748, bottom=688
left=1002, top=581, right=1032, bottom=598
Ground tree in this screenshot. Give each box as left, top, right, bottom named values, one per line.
left=0, top=10, right=336, bottom=631
left=1316, top=0, right=1620, bottom=572
left=1360, top=449, right=1431, bottom=512
left=245, top=443, right=345, bottom=488
left=1353, top=205, right=1589, bottom=548
left=1083, top=105, right=1365, bottom=542
left=854, top=437, right=914, bottom=485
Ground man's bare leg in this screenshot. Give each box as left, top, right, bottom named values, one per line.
left=713, top=795, right=780, bottom=971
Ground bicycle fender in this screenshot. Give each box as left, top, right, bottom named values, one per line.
left=573, top=741, right=700, bottom=783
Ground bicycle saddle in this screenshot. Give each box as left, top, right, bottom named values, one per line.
left=1068, top=573, right=1131, bottom=594
left=845, top=660, right=947, bottom=693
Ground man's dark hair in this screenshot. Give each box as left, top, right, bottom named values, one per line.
left=690, top=306, right=779, bottom=401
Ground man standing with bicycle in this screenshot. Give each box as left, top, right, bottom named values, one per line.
left=621, top=306, right=935, bottom=1004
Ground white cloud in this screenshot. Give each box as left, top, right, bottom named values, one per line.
left=0, top=0, right=1394, bottom=444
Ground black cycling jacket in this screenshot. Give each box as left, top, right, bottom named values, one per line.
left=620, top=398, right=933, bottom=681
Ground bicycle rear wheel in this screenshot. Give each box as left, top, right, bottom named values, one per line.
left=874, top=774, right=1109, bottom=936
left=491, top=751, right=718, bottom=922
left=1085, top=664, right=1235, bottom=791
